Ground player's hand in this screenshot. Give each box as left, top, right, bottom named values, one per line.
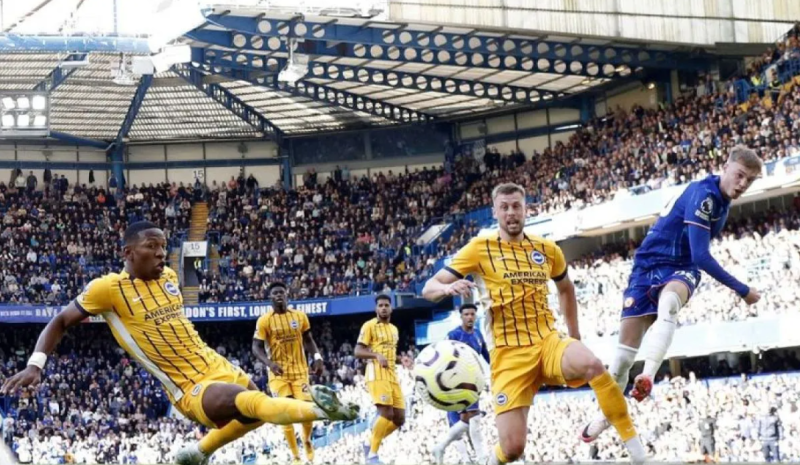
left=267, top=362, right=283, bottom=376
left=743, top=288, right=761, bottom=305
left=445, top=279, right=476, bottom=298
left=312, top=359, right=324, bottom=376
left=0, top=366, right=42, bottom=395
left=376, top=354, right=389, bottom=368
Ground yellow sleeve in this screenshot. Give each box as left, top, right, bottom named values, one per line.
left=75, top=276, right=113, bottom=315
left=300, top=312, right=310, bottom=333
left=253, top=315, right=268, bottom=341
left=357, top=321, right=372, bottom=347
left=549, top=243, right=568, bottom=281
left=444, top=239, right=481, bottom=279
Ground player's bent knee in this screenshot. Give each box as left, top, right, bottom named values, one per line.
left=203, top=382, right=248, bottom=424
left=499, top=436, right=526, bottom=462
left=582, top=356, right=606, bottom=380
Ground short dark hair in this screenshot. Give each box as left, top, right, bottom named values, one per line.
left=124, top=221, right=160, bottom=245
left=459, top=303, right=478, bottom=313
left=375, top=294, right=391, bottom=304
left=267, top=282, right=287, bottom=293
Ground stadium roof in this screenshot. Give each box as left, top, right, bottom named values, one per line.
left=0, top=0, right=794, bottom=144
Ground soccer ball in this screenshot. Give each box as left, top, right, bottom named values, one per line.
left=413, top=340, right=487, bottom=412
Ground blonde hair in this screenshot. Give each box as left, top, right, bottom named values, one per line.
left=491, top=182, right=526, bottom=201
left=728, top=145, right=762, bottom=172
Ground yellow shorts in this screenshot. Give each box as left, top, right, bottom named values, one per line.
left=367, top=380, right=405, bottom=409
left=175, top=359, right=252, bottom=428
left=490, top=331, right=584, bottom=414
left=269, top=377, right=312, bottom=401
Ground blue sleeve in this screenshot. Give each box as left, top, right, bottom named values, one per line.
left=686, top=223, right=750, bottom=297
left=682, top=186, right=714, bottom=230
left=447, top=329, right=459, bottom=341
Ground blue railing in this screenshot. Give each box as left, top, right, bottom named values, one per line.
left=734, top=56, right=800, bottom=103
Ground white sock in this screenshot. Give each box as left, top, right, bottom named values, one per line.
left=591, top=344, right=637, bottom=424
left=468, top=415, right=486, bottom=463
left=624, top=436, right=647, bottom=465
left=436, top=421, right=469, bottom=452
left=454, top=440, right=470, bottom=463
left=640, top=290, right=682, bottom=379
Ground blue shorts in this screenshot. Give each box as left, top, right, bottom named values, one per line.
left=447, top=402, right=480, bottom=426
left=621, top=264, right=700, bottom=319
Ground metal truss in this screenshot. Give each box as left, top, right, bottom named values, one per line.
left=188, top=62, right=435, bottom=125
left=173, top=65, right=283, bottom=141
left=202, top=14, right=709, bottom=77
left=195, top=47, right=562, bottom=106
left=114, top=75, right=153, bottom=147
left=33, top=54, right=88, bottom=92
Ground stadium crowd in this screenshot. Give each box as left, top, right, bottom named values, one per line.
left=0, top=179, right=192, bottom=305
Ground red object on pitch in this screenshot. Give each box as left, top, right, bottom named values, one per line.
left=630, top=374, right=653, bottom=402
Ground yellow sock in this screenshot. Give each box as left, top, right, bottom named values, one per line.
left=369, top=416, right=398, bottom=455
left=494, top=444, right=510, bottom=465
left=590, top=371, right=637, bottom=441
left=234, top=390, right=322, bottom=425
left=302, top=422, right=314, bottom=461
left=198, top=420, right=265, bottom=455
left=283, top=425, right=300, bottom=460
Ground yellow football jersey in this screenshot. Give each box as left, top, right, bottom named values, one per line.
left=357, top=318, right=399, bottom=382
left=253, top=308, right=310, bottom=380
left=445, top=232, right=567, bottom=349
left=76, top=267, right=220, bottom=402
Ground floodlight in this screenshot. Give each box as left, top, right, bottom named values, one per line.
left=17, top=97, right=29, bottom=109
left=2, top=97, right=14, bottom=109
left=1, top=115, right=13, bottom=127
left=33, top=115, right=47, bottom=127
left=17, top=114, right=29, bottom=126
left=32, top=95, right=46, bottom=110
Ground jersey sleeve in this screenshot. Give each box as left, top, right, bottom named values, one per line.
left=357, top=322, right=372, bottom=347
left=444, top=239, right=480, bottom=279
left=446, top=328, right=459, bottom=341
left=299, top=311, right=310, bottom=333
left=253, top=314, right=268, bottom=341
left=549, top=243, right=568, bottom=281
left=75, top=276, right=113, bottom=316
left=683, top=186, right=715, bottom=230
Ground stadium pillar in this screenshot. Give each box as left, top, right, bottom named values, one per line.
left=110, top=144, right=126, bottom=189
left=282, top=140, right=293, bottom=190
left=580, top=96, right=595, bottom=123
left=669, top=358, right=681, bottom=377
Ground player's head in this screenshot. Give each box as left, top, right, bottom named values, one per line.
left=375, top=294, right=392, bottom=321
left=491, top=183, right=526, bottom=237
left=123, top=221, right=166, bottom=281
left=268, top=282, right=288, bottom=309
left=720, top=146, right=762, bottom=200
left=459, top=303, right=478, bottom=331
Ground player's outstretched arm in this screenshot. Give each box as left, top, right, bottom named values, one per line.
left=0, top=303, right=88, bottom=394
left=422, top=269, right=475, bottom=302
left=554, top=274, right=580, bottom=340
left=354, top=343, right=388, bottom=368
left=687, top=224, right=760, bottom=304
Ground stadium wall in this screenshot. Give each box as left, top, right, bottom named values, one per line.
left=0, top=144, right=107, bottom=188
left=293, top=153, right=444, bottom=185
left=595, top=82, right=659, bottom=114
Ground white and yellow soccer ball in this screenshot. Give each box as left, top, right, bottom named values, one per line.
left=413, top=339, right=488, bottom=412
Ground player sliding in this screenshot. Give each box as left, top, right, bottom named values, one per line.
left=432, top=303, right=490, bottom=465
left=252, top=282, right=324, bottom=464
left=0, top=221, right=359, bottom=465
left=581, top=146, right=763, bottom=442
left=423, top=183, right=646, bottom=465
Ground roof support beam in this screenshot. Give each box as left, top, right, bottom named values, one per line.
left=201, top=14, right=709, bottom=74
left=33, top=53, right=88, bottom=92
left=49, top=131, right=110, bottom=149
left=197, top=47, right=562, bottom=106
left=113, top=75, right=153, bottom=148
left=189, top=63, right=435, bottom=125
left=172, top=65, right=283, bottom=142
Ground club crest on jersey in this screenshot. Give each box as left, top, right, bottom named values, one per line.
left=495, top=393, right=508, bottom=406
left=380, top=394, right=389, bottom=403
left=164, top=282, right=180, bottom=296
left=624, top=297, right=635, bottom=308
left=695, top=196, right=714, bottom=221
left=531, top=250, right=545, bottom=265
left=290, top=320, right=299, bottom=329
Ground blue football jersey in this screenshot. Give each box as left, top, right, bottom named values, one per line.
left=635, top=175, right=730, bottom=269
left=447, top=326, right=490, bottom=363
